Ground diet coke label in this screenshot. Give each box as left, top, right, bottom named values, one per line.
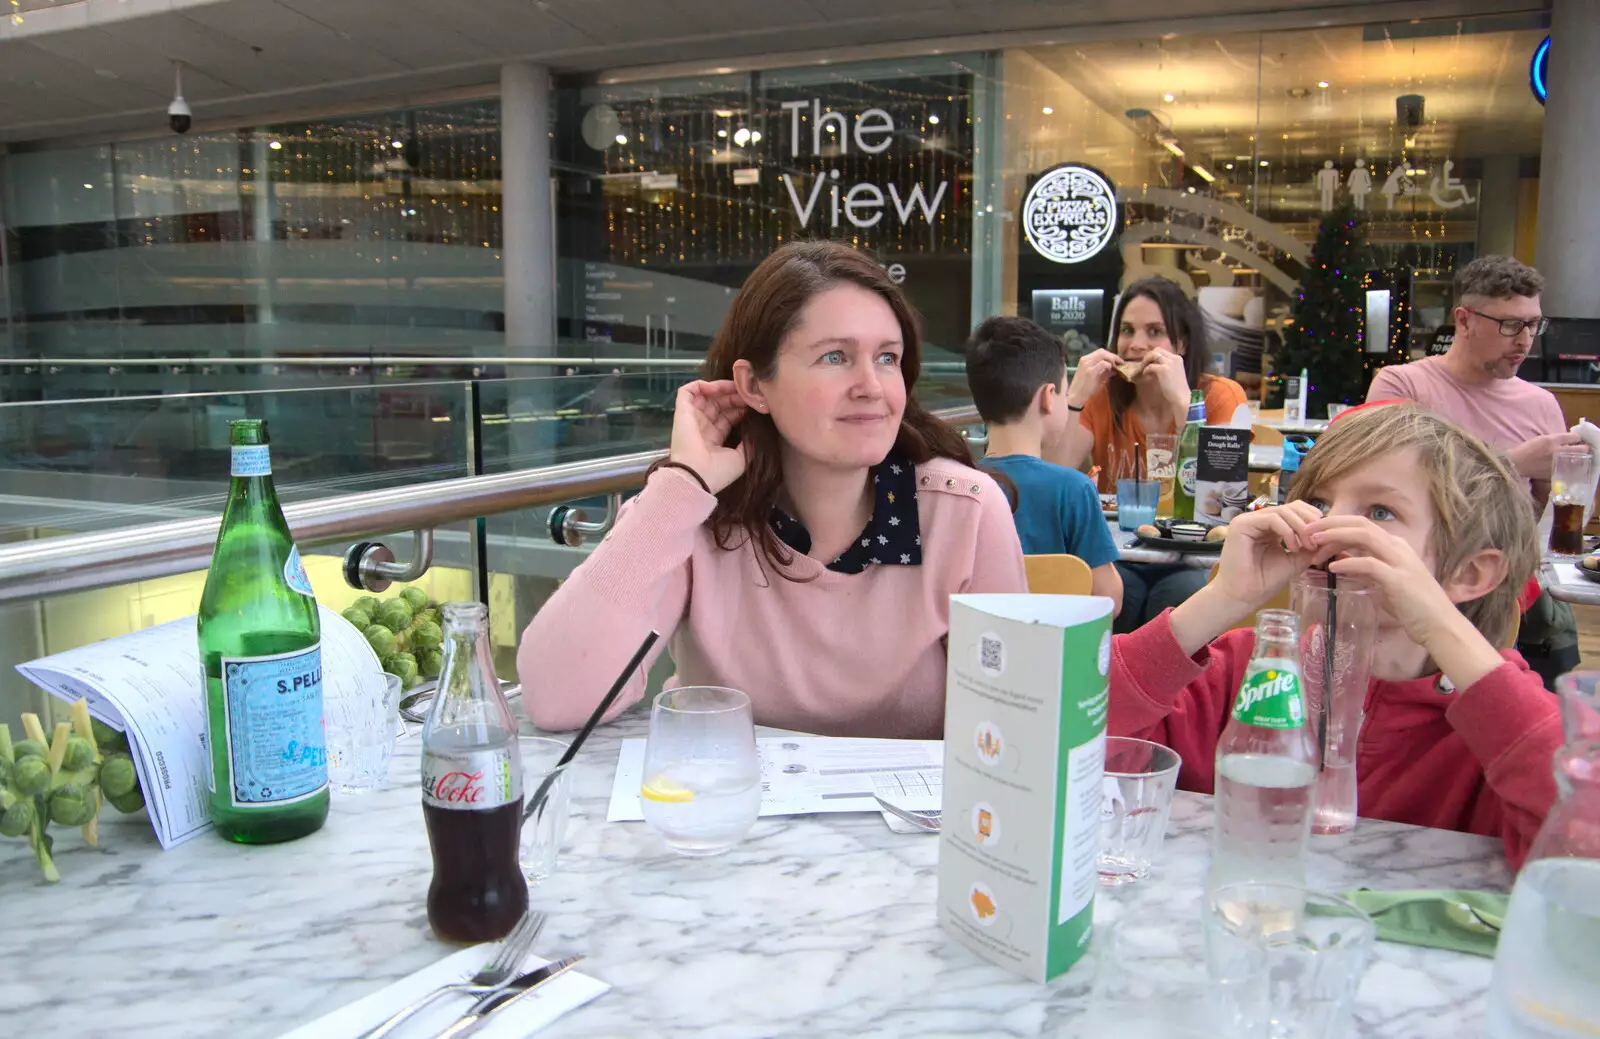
left=421, top=748, right=521, bottom=810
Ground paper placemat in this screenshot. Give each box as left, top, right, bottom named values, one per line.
left=278, top=945, right=608, bottom=1038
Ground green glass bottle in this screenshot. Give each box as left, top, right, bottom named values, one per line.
left=1172, top=389, right=1206, bottom=522
left=198, top=419, right=328, bottom=844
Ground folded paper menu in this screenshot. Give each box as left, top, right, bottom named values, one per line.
left=277, top=946, right=609, bottom=1038
left=14, top=606, right=384, bottom=848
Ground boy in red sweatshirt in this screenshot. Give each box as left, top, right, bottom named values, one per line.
left=1109, top=402, right=1564, bottom=867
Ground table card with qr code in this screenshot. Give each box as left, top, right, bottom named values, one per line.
left=938, top=593, right=1112, bottom=983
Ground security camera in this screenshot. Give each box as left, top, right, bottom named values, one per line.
left=168, top=61, right=191, bottom=134
left=1396, top=94, right=1425, bottom=129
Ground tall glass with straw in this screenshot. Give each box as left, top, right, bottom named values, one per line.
left=1291, top=569, right=1376, bottom=833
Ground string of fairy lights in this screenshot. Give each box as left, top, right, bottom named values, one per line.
left=599, top=73, right=974, bottom=266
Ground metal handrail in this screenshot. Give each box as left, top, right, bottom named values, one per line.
left=0, top=404, right=982, bottom=604
left=0, top=356, right=970, bottom=371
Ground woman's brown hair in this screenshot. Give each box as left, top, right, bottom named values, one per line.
left=1107, top=275, right=1211, bottom=431
left=699, top=240, right=973, bottom=575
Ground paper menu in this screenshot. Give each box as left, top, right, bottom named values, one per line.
left=606, top=736, right=943, bottom=822
left=938, top=593, right=1112, bottom=984
left=14, top=606, right=384, bottom=849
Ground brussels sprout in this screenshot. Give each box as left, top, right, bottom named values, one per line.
left=12, top=757, right=50, bottom=797
left=12, top=739, right=46, bottom=761
left=354, top=595, right=382, bottom=615
left=99, top=753, right=138, bottom=799
left=399, top=587, right=430, bottom=610
left=388, top=652, right=420, bottom=687
left=341, top=606, right=373, bottom=630
left=107, top=787, right=146, bottom=814
left=0, top=798, right=35, bottom=837
left=409, top=621, right=443, bottom=652
left=364, top=624, right=398, bottom=659
left=419, top=648, right=443, bottom=680
left=375, top=599, right=414, bottom=632
left=49, top=783, right=94, bottom=827
left=90, top=719, right=129, bottom=754
left=392, top=628, right=412, bottom=654
left=414, top=607, right=441, bottom=629
left=62, top=735, right=96, bottom=772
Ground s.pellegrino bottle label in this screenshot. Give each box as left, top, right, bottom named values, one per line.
left=1231, top=658, right=1306, bottom=729
left=283, top=545, right=314, bottom=597
left=421, top=747, right=521, bottom=811
left=231, top=444, right=271, bottom=478
left=221, top=644, right=327, bottom=806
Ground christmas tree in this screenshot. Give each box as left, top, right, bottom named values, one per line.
left=1273, top=202, right=1377, bottom=416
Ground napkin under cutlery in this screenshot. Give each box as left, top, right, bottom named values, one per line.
left=1341, top=888, right=1507, bottom=957
left=277, top=946, right=609, bottom=1038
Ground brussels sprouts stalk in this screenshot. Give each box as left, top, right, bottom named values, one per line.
left=70, top=700, right=101, bottom=848
left=0, top=722, right=13, bottom=765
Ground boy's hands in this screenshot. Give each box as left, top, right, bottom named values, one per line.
left=1169, top=502, right=1322, bottom=654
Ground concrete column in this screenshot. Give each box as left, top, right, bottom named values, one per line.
left=1476, top=155, right=1519, bottom=258
left=1536, top=0, right=1600, bottom=323
left=250, top=133, right=276, bottom=331
left=500, top=61, right=555, bottom=351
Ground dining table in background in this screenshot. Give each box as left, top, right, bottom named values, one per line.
left=3, top=711, right=1510, bottom=1039
left=1107, top=518, right=1223, bottom=569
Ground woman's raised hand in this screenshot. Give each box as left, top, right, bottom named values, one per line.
left=1066, top=349, right=1120, bottom=408
left=667, top=380, right=750, bottom=494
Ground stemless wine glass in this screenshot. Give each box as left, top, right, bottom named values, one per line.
left=640, top=686, right=761, bottom=856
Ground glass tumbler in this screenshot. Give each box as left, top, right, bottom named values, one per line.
left=1549, top=448, right=1594, bottom=559
left=1291, top=569, right=1376, bottom=834
left=1099, top=737, right=1181, bottom=884
left=641, top=686, right=761, bottom=856
left=517, top=731, right=570, bottom=882
left=326, top=671, right=403, bottom=794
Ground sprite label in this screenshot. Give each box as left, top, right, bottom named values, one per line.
left=1231, top=661, right=1306, bottom=729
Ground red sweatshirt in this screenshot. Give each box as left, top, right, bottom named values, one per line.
left=1109, top=611, right=1565, bottom=869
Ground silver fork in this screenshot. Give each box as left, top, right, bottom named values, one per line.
left=874, top=795, right=942, bottom=832
left=360, top=910, right=546, bottom=1039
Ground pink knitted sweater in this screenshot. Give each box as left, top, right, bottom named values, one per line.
left=517, top=460, right=1028, bottom=738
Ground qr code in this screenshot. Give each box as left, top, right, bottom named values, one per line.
left=979, top=633, right=1005, bottom=675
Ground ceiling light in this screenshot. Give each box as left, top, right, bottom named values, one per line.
left=268, top=140, right=282, bottom=150
left=1223, top=162, right=1234, bottom=170
left=83, top=183, right=93, bottom=189
left=1192, top=164, right=1216, bottom=183
left=1187, top=186, right=1196, bottom=193
left=713, top=108, right=734, bottom=117
left=1164, top=93, right=1175, bottom=102
left=733, top=128, right=751, bottom=145
left=1259, top=159, right=1270, bottom=167
left=390, top=140, right=403, bottom=149
left=928, top=114, right=940, bottom=124
left=1042, top=106, right=1053, bottom=115
left=1161, top=139, right=1185, bottom=158
left=615, top=134, right=628, bottom=145
left=717, top=129, right=728, bottom=138
left=750, top=130, right=762, bottom=143
left=1317, top=81, right=1330, bottom=89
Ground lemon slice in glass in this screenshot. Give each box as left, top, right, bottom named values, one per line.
left=1553, top=480, right=1567, bottom=497
left=641, top=775, right=695, bottom=803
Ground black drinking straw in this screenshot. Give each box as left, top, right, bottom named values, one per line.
left=1320, top=570, right=1337, bottom=766
left=523, top=629, right=660, bottom=820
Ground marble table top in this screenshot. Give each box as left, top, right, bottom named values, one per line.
left=2, top=711, right=1512, bottom=1039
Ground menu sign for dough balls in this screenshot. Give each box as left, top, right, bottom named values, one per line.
left=1196, top=427, right=1251, bottom=527
left=939, top=594, right=1111, bottom=983
left=1031, top=289, right=1105, bottom=365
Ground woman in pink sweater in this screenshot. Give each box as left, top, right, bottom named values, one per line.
left=519, top=242, right=1027, bottom=738
left=1110, top=403, right=1563, bottom=866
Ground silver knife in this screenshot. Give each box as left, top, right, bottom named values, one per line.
left=431, top=956, right=584, bottom=1038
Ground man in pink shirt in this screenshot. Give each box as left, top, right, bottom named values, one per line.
left=1368, top=255, right=1584, bottom=685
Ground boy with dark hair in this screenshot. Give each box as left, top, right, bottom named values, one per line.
left=966, top=316, right=1123, bottom=612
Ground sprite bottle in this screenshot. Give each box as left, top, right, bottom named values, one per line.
left=1172, top=389, right=1205, bottom=522
left=1209, top=609, right=1318, bottom=892
left=198, top=419, right=328, bottom=843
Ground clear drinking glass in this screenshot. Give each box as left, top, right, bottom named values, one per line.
left=517, top=732, right=570, bottom=882
left=1549, top=448, right=1594, bottom=559
left=641, top=686, right=761, bottom=856
left=1146, top=433, right=1178, bottom=520
left=1099, top=737, right=1182, bottom=884
left=1291, top=570, right=1376, bottom=834
left=1117, top=478, right=1162, bottom=532
left=1205, top=883, right=1375, bottom=1039
left=1555, top=671, right=1600, bottom=744
left=326, top=671, right=403, bottom=794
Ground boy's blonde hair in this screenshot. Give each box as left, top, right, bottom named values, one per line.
left=1289, top=402, right=1537, bottom=648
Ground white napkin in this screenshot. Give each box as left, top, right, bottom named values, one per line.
left=1567, top=418, right=1600, bottom=525
left=277, top=946, right=609, bottom=1038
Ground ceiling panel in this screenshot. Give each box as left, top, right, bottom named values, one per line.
left=274, top=0, right=496, bottom=68
left=22, top=25, right=239, bottom=98
left=421, top=0, right=600, bottom=52
left=181, top=1, right=409, bottom=79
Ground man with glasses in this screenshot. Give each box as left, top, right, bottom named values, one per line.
left=1369, top=255, right=1584, bottom=685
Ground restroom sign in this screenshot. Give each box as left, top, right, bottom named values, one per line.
left=1022, top=163, right=1120, bottom=264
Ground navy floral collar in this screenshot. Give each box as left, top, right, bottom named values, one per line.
left=768, top=451, right=923, bottom=574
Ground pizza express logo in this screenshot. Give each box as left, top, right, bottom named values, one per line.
left=1022, top=164, right=1119, bottom=264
